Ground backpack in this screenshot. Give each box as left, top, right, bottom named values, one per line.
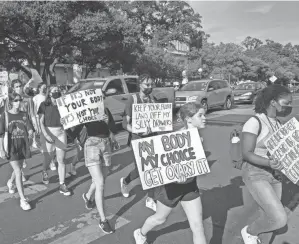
left=229, top=115, right=262, bottom=170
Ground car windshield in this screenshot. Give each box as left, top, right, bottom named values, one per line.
left=235, top=83, right=257, bottom=90
left=181, top=82, right=207, bottom=91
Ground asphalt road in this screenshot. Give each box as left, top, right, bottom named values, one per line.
left=1, top=99, right=299, bottom=244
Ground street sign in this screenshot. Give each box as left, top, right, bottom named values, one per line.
left=269, top=75, right=277, bottom=83
left=0, top=71, right=8, bottom=83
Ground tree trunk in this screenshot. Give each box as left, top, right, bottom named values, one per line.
left=42, top=58, right=58, bottom=85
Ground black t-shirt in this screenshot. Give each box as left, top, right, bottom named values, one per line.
left=38, top=101, right=62, bottom=127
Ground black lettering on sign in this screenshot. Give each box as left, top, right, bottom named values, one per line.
left=292, top=130, right=299, bottom=142
left=286, top=120, right=296, bottom=131
left=65, top=99, right=86, bottom=112
left=281, top=155, right=292, bottom=168
left=78, top=115, right=97, bottom=124
left=70, top=91, right=83, bottom=100
left=160, top=147, right=196, bottom=166
left=88, top=107, right=99, bottom=116
left=286, top=168, right=299, bottom=183
left=76, top=109, right=87, bottom=119
left=138, top=140, right=155, bottom=157
left=267, top=139, right=276, bottom=151
left=61, top=114, right=75, bottom=125
left=141, top=154, right=158, bottom=172
left=90, top=96, right=103, bottom=103
left=195, top=158, right=209, bottom=174
left=288, top=149, right=299, bottom=161
left=85, top=89, right=96, bottom=96
left=161, top=131, right=191, bottom=151
left=286, top=137, right=295, bottom=147
left=143, top=167, right=163, bottom=187
left=280, top=127, right=289, bottom=137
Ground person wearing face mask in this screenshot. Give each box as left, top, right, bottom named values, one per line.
left=0, top=93, right=34, bottom=210
left=120, top=74, right=160, bottom=212
left=38, top=86, right=71, bottom=196
left=240, top=84, right=292, bottom=244
left=134, top=102, right=207, bottom=244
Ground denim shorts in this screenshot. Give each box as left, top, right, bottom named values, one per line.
left=242, top=162, right=282, bottom=184
left=84, top=137, right=111, bottom=167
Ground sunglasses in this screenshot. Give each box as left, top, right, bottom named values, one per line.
left=14, top=85, right=23, bottom=89
left=13, top=99, right=23, bottom=102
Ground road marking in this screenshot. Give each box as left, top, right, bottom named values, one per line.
left=15, top=210, right=130, bottom=244
left=0, top=180, right=47, bottom=204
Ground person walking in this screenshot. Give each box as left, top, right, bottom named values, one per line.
left=0, top=92, right=34, bottom=210
left=241, top=84, right=292, bottom=244
left=120, top=74, right=160, bottom=211
left=38, top=86, right=70, bottom=196
left=134, top=102, right=208, bottom=244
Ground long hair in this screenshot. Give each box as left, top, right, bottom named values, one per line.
left=8, top=92, right=22, bottom=110
left=254, top=84, right=291, bottom=114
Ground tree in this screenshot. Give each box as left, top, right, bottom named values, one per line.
left=242, top=36, right=263, bottom=50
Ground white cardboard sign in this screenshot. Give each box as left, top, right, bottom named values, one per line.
left=132, top=103, right=173, bottom=133
left=131, top=128, right=210, bottom=190
left=264, top=117, right=299, bottom=184
left=57, top=88, right=104, bottom=129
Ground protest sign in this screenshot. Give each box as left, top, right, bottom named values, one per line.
left=264, top=117, right=299, bottom=184
left=132, top=103, right=173, bottom=133
left=131, top=128, right=210, bottom=190
left=56, top=88, right=104, bottom=129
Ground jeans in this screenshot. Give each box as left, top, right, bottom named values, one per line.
left=242, top=162, right=288, bottom=236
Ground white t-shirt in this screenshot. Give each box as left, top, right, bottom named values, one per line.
left=33, top=94, right=46, bottom=115
left=182, top=78, right=188, bottom=85
left=242, top=113, right=281, bottom=158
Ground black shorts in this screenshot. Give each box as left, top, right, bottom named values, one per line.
left=154, top=180, right=200, bottom=208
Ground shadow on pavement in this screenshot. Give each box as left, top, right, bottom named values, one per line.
left=146, top=175, right=244, bottom=244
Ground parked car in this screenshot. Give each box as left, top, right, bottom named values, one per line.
left=233, top=82, right=266, bottom=104
left=69, top=75, right=175, bottom=123
left=175, top=79, right=233, bottom=112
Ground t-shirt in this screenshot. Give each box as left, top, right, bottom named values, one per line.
left=0, top=112, right=33, bottom=160
left=38, top=101, right=62, bottom=128
left=242, top=113, right=281, bottom=159
left=33, top=94, right=46, bottom=114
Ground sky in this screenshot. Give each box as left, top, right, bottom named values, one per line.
left=189, top=1, right=299, bottom=45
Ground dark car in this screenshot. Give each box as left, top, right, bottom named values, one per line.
left=233, top=82, right=266, bottom=104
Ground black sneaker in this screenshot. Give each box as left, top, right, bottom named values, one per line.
left=99, top=219, right=114, bottom=234
left=82, top=193, right=95, bottom=210
left=42, top=171, right=49, bottom=185
left=59, top=183, right=71, bottom=196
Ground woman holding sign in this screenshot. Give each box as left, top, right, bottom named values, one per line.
left=240, top=84, right=292, bottom=244
left=134, top=102, right=207, bottom=244
left=38, top=86, right=71, bottom=196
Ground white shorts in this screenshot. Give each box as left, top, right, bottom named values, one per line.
left=40, top=127, right=67, bottom=153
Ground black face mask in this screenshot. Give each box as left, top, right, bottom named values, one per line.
left=277, top=106, right=292, bottom=117
left=143, top=88, right=152, bottom=95
left=51, top=92, right=61, bottom=99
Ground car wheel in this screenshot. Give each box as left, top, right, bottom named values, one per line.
left=224, top=97, right=232, bottom=110
left=201, top=99, right=208, bottom=113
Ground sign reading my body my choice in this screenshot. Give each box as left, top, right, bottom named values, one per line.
left=57, top=88, right=104, bottom=129
left=131, top=128, right=210, bottom=190
left=132, top=103, right=173, bottom=133
left=265, top=117, right=299, bottom=184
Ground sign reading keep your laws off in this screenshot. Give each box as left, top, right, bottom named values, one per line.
left=57, top=88, right=104, bottom=129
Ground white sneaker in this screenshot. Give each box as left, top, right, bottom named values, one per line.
left=241, top=226, right=260, bottom=244
left=20, top=198, right=31, bottom=211
left=70, top=164, right=77, bottom=176
left=120, top=177, right=129, bottom=198
left=145, top=197, right=156, bottom=212
left=7, top=180, right=16, bottom=194
left=50, top=162, right=57, bottom=171
left=22, top=160, right=27, bottom=169
left=133, top=229, right=147, bottom=244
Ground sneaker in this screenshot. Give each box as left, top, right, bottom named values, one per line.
left=70, top=165, right=77, bottom=176
left=133, top=229, right=148, bottom=244
left=21, top=171, right=26, bottom=182
left=59, top=183, right=71, bottom=196
left=241, top=226, right=261, bottom=244
left=22, top=160, right=27, bottom=169
left=42, top=171, right=49, bottom=185
left=7, top=180, right=16, bottom=194
left=20, top=198, right=31, bottom=211
left=99, top=219, right=114, bottom=234
left=120, top=177, right=129, bottom=198
left=50, top=161, right=57, bottom=171
left=82, top=193, right=94, bottom=210
left=145, top=197, right=157, bottom=212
